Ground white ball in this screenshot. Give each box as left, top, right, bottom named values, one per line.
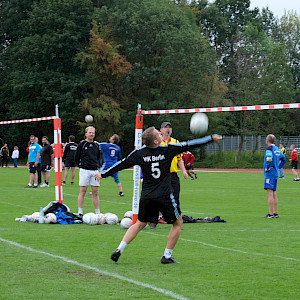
left=120, top=217, right=132, bottom=229
left=85, top=114, right=93, bottom=123
left=45, top=213, right=56, bottom=224
left=124, top=210, right=133, bottom=219
left=190, top=112, right=209, bottom=136
left=97, top=213, right=106, bottom=225
left=105, top=213, right=118, bottom=225
left=83, top=212, right=98, bottom=225
left=31, top=212, right=40, bottom=222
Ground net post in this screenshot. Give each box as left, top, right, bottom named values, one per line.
left=132, top=104, right=143, bottom=224
left=53, top=116, right=63, bottom=203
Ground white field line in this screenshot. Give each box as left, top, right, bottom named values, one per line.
left=143, top=232, right=300, bottom=262
left=0, top=238, right=189, bottom=300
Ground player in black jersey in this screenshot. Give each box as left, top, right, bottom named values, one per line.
left=95, top=126, right=222, bottom=264
left=75, top=126, right=102, bottom=216
left=62, top=135, right=78, bottom=185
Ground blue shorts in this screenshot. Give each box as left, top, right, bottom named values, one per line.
left=101, top=164, right=119, bottom=180
left=264, top=178, right=277, bottom=191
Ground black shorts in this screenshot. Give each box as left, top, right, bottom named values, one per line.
left=65, top=160, right=76, bottom=168
left=186, top=166, right=194, bottom=170
left=138, top=194, right=181, bottom=224
left=171, top=173, right=180, bottom=206
left=29, top=163, right=37, bottom=174
left=292, top=161, right=298, bottom=169
left=41, top=165, right=52, bottom=172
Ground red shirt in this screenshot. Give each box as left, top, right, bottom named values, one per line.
left=290, top=149, right=298, bottom=162
left=183, top=151, right=195, bottom=167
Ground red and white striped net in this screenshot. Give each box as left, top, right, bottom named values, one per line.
left=0, top=116, right=56, bottom=125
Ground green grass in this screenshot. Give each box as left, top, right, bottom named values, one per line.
left=1, top=167, right=300, bottom=299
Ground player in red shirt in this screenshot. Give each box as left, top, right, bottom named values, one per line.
left=182, top=151, right=197, bottom=180
left=289, top=144, right=299, bottom=181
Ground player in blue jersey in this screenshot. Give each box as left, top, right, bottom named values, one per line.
left=262, top=134, right=287, bottom=219
left=100, top=134, right=124, bottom=196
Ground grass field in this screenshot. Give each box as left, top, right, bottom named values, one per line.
left=1, top=167, right=300, bottom=299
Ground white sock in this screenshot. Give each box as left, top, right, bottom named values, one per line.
left=117, top=241, right=127, bottom=253
left=78, top=208, right=83, bottom=214
left=33, top=184, right=37, bottom=187
left=28, top=183, right=32, bottom=186
left=95, top=209, right=100, bottom=214
left=164, top=248, right=173, bottom=259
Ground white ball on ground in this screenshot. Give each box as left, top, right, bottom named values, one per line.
left=190, top=112, right=209, bottom=136
left=120, top=217, right=132, bottom=229
left=45, top=213, right=56, bottom=224
left=85, top=114, right=93, bottom=123
left=31, top=212, right=40, bottom=222
left=105, top=213, right=118, bottom=225
left=83, top=212, right=98, bottom=225
left=97, top=213, right=106, bottom=225
left=124, top=210, right=133, bottom=219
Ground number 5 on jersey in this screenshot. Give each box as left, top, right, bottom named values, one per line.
left=151, top=162, right=161, bottom=179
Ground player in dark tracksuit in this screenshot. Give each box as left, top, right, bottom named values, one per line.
left=95, top=126, right=222, bottom=264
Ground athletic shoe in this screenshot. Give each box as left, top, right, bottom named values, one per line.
left=62, top=181, right=66, bottom=185
left=293, top=178, right=299, bottom=181
left=194, top=173, right=198, bottom=179
left=24, top=185, right=32, bottom=188
left=279, top=177, right=285, bottom=179
left=161, top=256, right=179, bottom=264
left=191, top=177, right=194, bottom=180
left=40, top=183, right=49, bottom=187
left=158, top=218, right=167, bottom=224
left=111, top=249, right=121, bottom=262
left=70, top=182, right=74, bottom=185
left=262, top=214, right=274, bottom=218
left=273, top=214, right=279, bottom=218
left=118, top=192, right=124, bottom=197
left=32, top=185, right=38, bottom=188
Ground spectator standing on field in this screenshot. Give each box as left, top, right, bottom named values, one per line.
left=75, top=126, right=101, bottom=216
left=279, top=143, right=286, bottom=179
left=262, top=134, right=286, bottom=219
left=1, top=144, right=9, bottom=168
left=100, top=134, right=124, bottom=196
left=289, top=144, right=299, bottom=181
left=35, top=137, right=42, bottom=186
left=11, top=146, right=19, bottom=168
left=62, top=135, right=78, bottom=185
left=95, top=127, right=222, bottom=264
left=40, top=136, right=54, bottom=187
left=182, top=151, right=197, bottom=180
left=25, top=135, right=41, bottom=188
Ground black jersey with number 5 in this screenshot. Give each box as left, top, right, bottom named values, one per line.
left=101, top=136, right=213, bottom=200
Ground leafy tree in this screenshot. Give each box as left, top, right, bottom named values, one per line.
left=76, top=22, right=132, bottom=141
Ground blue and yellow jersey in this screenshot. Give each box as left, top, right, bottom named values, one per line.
left=264, top=145, right=286, bottom=179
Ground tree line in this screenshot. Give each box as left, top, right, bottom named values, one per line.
left=0, top=0, right=299, bottom=158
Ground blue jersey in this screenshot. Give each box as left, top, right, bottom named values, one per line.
left=28, top=143, right=42, bottom=163
left=264, top=145, right=286, bottom=179
left=100, top=143, right=122, bottom=169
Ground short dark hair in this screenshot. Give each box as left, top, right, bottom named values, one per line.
left=111, top=134, right=120, bottom=145
left=42, top=136, right=49, bottom=141
left=142, top=127, right=156, bottom=147
left=266, top=134, right=275, bottom=144
left=69, top=135, right=75, bottom=142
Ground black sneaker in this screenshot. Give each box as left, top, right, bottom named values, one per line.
left=24, top=185, right=32, bottom=188
left=293, top=178, right=299, bottom=181
left=62, top=181, right=66, bottom=185
left=161, top=256, right=179, bottom=264
left=32, top=185, right=38, bottom=188
left=262, top=214, right=274, bottom=218
left=194, top=173, right=198, bottom=179
left=118, top=193, right=124, bottom=197
left=111, top=249, right=121, bottom=262
left=273, top=214, right=279, bottom=218
left=70, top=182, right=74, bottom=185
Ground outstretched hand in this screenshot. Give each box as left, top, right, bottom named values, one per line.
left=94, top=172, right=102, bottom=182
left=212, top=134, right=222, bottom=143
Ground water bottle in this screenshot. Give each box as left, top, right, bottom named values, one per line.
left=39, top=207, right=45, bottom=224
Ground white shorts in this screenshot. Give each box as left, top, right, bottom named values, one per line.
left=79, top=169, right=100, bottom=187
